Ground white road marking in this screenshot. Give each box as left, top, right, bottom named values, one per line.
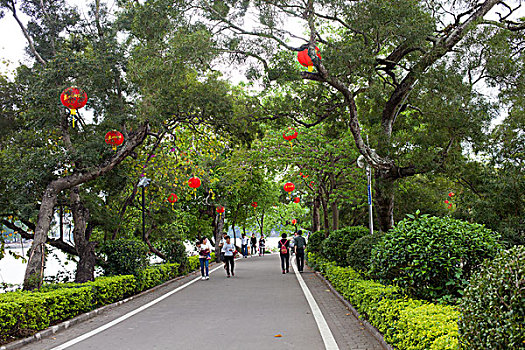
left=50, top=264, right=224, bottom=350
left=292, top=258, right=340, bottom=350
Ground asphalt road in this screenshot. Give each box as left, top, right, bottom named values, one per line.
left=23, top=254, right=384, bottom=350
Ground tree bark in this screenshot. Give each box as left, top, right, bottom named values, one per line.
left=23, top=123, right=149, bottom=290
left=375, top=170, right=395, bottom=232
left=213, top=211, right=225, bottom=261
left=312, top=194, right=321, bottom=233
left=319, top=188, right=330, bottom=234
left=70, top=187, right=96, bottom=283
left=331, top=199, right=339, bottom=231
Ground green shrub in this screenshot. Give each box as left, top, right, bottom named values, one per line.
left=158, top=240, right=189, bottom=271
left=136, top=263, right=180, bottom=292
left=307, top=230, right=326, bottom=253
left=308, top=252, right=460, bottom=350
left=370, top=214, right=501, bottom=302
left=321, top=226, right=368, bottom=265
left=459, top=245, right=525, bottom=349
left=347, top=232, right=383, bottom=273
left=0, top=287, right=92, bottom=342
left=100, top=238, right=149, bottom=276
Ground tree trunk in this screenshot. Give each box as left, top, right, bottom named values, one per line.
left=312, top=194, right=321, bottom=233
left=23, top=186, right=57, bottom=290
left=213, top=212, right=225, bottom=261
left=70, top=187, right=96, bottom=283
left=319, top=189, right=330, bottom=235
left=375, top=170, right=395, bottom=232
left=23, top=123, right=149, bottom=290
left=331, top=199, right=339, bottom=231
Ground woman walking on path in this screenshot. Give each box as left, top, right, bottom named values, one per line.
left=221, top=235, right=236, bottom=277
left=259, top=236, right=266, bottom=256
left=198, top=237, right=213, bottom=280
left=250, top=233, right=257, bottom=255
left=278, top=233, right=290, bottom=274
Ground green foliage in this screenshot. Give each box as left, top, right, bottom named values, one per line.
left=135, top=263, right=180, bottom=292
left=307, top=230, right=326, bottom=253
left=370, top=214, right=501, bottom=302
left=321, top=226, right=368, bottom=265
left=347, top=232, right=384, bottom=273
left=100, top=239, right=150, bottom=276
left=0, top=287, right=92, bottom=342
left=158, top=240, right=189, bottom=271
left=308, top=253, right=460, bottom=350
left=459, top=246, right=525, bottom=349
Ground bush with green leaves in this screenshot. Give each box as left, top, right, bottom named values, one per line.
left=308, top=253, right=459, bottom=350
left=459, top=245, right=524, bottom=349
left=100, top=238, right=150, bottom=276
left=158, top=240, right=189, bottom=271
left=307, top=230, right=326, bottom=253
left=370, top=213, right=501, bottom=302
left=321, top=226, right=369, bottom=265
left=347, top=232, right=383, bottom=273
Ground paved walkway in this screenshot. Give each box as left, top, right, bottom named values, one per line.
left=24, top=254, right=384, bottom=350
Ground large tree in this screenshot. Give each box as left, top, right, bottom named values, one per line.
left=196, top=0, right=524, bottom=231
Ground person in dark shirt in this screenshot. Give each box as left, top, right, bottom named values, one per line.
left=278, top=233, right=290, bottom=274
left=259, top=236, right=266, bottom=256
left=250, top=233, right=257, bottom=255
left=294, top=230, right=307, bottom=272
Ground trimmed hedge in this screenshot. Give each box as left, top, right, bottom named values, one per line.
left=308, top=253, right=460, bottom=350
left=0, top=261, right=187, bottom=343
left=321, top=226, right=368, bottom=265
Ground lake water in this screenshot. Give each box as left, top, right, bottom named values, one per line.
left=0, top=236, right=300, bottom=286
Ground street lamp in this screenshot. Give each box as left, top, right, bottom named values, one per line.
left=137, top=177, right=151, bottom=238
left=357, top=154, right=374, bottom=235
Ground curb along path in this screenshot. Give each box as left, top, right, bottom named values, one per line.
left=21, top=255, right=385, bottom=350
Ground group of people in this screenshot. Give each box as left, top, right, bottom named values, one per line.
left=196, top=231, right=307, bottom=279
left=241, top=233, right=266, bottom=258
left=277, top=231, right=307, bottom=274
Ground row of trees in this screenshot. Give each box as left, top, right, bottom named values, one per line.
left=0, top=0, right=522, bottom=289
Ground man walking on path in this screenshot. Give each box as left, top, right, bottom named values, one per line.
left=250, top=233, right=257, bottom=255
left=294, top=230, right=307, bottom=272
left=221, top=235, right=236, bottom=277
left=259, top=236, right=266, bottom=256
left=241, top=234, right=249, bottom=258
left=278, top=233, right=290, bottom=274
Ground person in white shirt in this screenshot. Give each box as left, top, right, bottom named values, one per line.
left=197, top=237, right=213, bottom=280
left=241, top=234, right=249, bottom=258
left=221, top=235, right=236, bottom=277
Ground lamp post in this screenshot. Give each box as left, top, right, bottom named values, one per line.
left=357, top=154, right=374, bottom=235
left=137, top=177, right=151, bottom=238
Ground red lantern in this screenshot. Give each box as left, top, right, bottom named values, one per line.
left=216, top=206, right=225, bottom=214
left=444, top=200, right=449, bottom=204
left=188, top=177, right=201, bottom=189
left=283, top=129, right=298, bottom=141
left=291, top=219, right=297, bottom=225
left=293, top=197, right=300, bottom=203
left=448, top=204, right=453, bottom=210
left=448, top=192, right=455, bottom=197
left=297, top=46, right=321, bottom=72
left=251, top=201, right=258, bottom=208
left=168, top=193, right=178, bottom=203
left=60, top=86, right=88, bottom=128
left=284, top=182, right=295, bottom=193
left=105, top=131, right=124, bottom=151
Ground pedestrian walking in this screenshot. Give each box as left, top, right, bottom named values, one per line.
left=241, top=233, right=249, bottom=258
left=250, top=233, right=257, bottom=255
left=294, top=230, right=307, bottom=273
left=278, top=233, right=290, bottom=274
left=198, top=237, right=213, bottom=280
left=221, top=235, right=236, bottom=277
left=218, top=232, right=228, bottom=263
left=259, top=236, right=266, bottom=256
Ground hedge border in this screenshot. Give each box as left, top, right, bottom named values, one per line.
left=1, top=260, right=216, bottom=350
left=314, top=271, right=394, bottom=350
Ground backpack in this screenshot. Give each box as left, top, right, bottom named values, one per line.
left=280, top=239, right=288, bottom=255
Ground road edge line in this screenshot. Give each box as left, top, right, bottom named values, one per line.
left=49, top=264, right=224, bottom=350
left=292, top=259, right=339, bottom=350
